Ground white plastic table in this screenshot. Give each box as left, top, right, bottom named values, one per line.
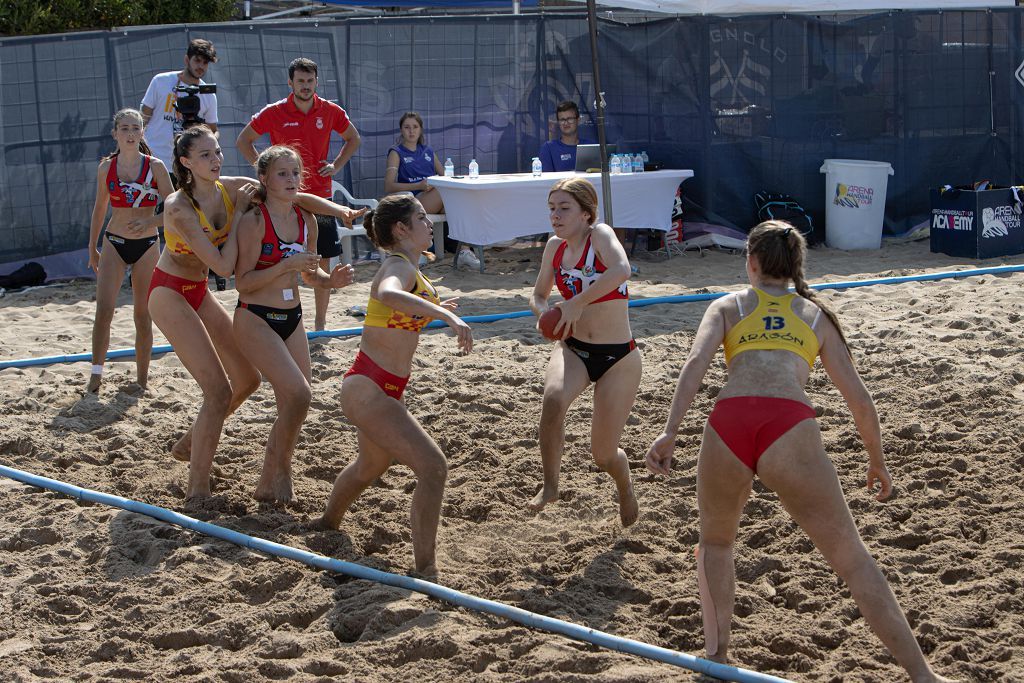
left=427, top=169, right=694, bottom=247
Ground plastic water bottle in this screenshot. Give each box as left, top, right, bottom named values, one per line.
left=609, top=154, right=621, bottom=175
left=633, top=153, right=644, bottom=173
left=531, top=156, right=542, bottom=177
left=468, top=158, right=479, bottom=179
left=444, top=157, right=454, bottom=177
left=621, top=152, right=633, bottom=174
left=641, top=151, right=649, bottom=165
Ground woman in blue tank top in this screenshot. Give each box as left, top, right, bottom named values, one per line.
left=383, top=112, right=479, bottom=268
left=384, top=112, right=445, bottom=215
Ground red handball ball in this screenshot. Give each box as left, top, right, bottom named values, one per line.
left=538, top=307, right=562, bottom=341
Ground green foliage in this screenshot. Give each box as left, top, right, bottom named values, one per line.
left=139, top=0, right=237, bottom=27
left=0, top=0, right=236, bottom=37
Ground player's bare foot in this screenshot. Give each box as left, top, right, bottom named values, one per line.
left=410, top=564, right=438, bottom=581
left=121, top=382, right=145, bottom=397
left=619, top=483, right=639, bottom=527
left=171, top=431, right=192, bottom=462
left=185, top=484, right=212, bottom=500
left=86, top=374, right=102, bottom=393
left=314, top=514, right=341, bottom=530
left=254, top=472, right=293, bottom=504
left=528, top=485, right=559, bottom=512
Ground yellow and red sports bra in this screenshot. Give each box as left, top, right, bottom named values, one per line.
left=723, top=288, right=820, bottom=368
left=164, top=182, right=235, bottom=256
left=364, top=253, right=440, bottom=332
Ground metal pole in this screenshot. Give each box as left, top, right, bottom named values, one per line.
left=586, top=0, right=613, bottom=226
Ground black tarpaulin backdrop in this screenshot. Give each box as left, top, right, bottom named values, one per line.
left=0, top=10, right=1020, bottom=269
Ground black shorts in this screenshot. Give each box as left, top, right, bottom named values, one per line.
left=315, top=213, right=341, bottom=258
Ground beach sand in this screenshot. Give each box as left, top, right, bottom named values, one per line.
left=1, top=240, right=1021, bottom=681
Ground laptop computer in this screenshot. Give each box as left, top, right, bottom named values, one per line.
left=574, top=143, right=617, bottom=173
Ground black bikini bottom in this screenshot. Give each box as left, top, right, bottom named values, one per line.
left=565, top=336, right=637, bottom=382
left=237, top=301, right=303, bottom=342
left=105, top=233, right=158, bottom=265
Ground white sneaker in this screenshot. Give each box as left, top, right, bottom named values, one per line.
left=458, top=248, right=481, bottom=271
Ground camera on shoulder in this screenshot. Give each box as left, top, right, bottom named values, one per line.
left=173, top=83, right=217, bottom=129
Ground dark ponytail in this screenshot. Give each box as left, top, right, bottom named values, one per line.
left=363, top=208, right=378, bottom=246
left=748, top=220, right=850, bottom=354
left=363, top=194, right=417, bottom=251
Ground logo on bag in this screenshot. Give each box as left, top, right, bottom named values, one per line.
left=834, top=183, right=873, bottom=208
left=932, top=209, right=974, bottom=232
left=982, top=206, right=1020, bottom=238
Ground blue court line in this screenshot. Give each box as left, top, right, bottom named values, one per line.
left=0, top=464, right=790, bottom=683
left=3, top=264, right=1022, bottom=370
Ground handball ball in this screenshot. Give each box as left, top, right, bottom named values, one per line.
left=538, top=307, right=562, bottom=341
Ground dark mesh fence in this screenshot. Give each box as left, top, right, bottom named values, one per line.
left=1, top=10, right=1020, bottom=269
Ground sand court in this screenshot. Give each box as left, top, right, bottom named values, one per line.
left=1, top=242, right=1021, bottom=681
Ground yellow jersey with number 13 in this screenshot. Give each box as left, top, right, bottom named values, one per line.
left=723, top=288, right=820, bottom=368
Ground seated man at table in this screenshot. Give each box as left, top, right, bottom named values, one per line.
left=538, top=101, right=595, bottom=173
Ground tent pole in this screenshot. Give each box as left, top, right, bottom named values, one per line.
left=586, top=0, right=613, bottom=226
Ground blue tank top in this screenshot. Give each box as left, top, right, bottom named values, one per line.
left=389, top=143, right=437, bottom=185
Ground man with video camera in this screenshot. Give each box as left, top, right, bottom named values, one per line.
left=141, top=39, right=219, bottom=180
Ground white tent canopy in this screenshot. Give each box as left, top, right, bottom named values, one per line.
left=578, top=0, right=1013, bottom=13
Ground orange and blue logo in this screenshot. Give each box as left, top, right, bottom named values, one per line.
left=833, top=183, right=874, bottom=209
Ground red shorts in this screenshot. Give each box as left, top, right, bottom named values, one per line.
left=148, top=267, right=208, bottom=312
left=708, top=396, right=817, bottom=471
left=344, top=350, right=410, bottom=401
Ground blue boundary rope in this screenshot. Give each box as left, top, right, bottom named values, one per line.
left=2, top=264, right=1022, bottom=370
left=0, top=464, right=790, bottom=683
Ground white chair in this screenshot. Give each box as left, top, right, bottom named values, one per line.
left=426, top=212, right=446, bottom=263
left=331, top=181, right=375, bottom=266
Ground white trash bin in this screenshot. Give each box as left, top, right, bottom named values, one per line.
left=819, top=159, right=894, bottom=249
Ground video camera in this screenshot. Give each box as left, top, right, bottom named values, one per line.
left=173, top=83, right=217, bottom=129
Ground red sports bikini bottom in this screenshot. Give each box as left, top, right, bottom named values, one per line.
left=344, top=350, right=410, bottom=401
left=707, top=396, right=817, bottom=471
left=148, top=267, right=207, bottom=312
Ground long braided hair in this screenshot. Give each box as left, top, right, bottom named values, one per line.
left=747, top=220, right=850, bottom=353
left=171, top=124, right=216, bottom=208
left=104, top=108, right=154, bottom=160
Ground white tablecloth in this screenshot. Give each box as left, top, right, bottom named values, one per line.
left=427, top=169, right=694, bottom=246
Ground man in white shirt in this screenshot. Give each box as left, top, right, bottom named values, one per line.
left=140, top=39, right=219, bottom=177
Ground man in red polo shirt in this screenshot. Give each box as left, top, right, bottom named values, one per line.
left=237, top=57, right=362, bottom=330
